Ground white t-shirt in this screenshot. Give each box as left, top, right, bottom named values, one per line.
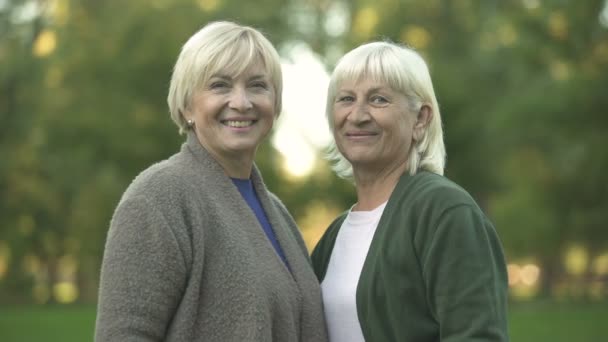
left=321, top=202, right=387, bottom=342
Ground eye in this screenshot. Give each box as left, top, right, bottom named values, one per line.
left=370, top=95, right=388, bottom=104
left=250, top=81, right=269, bottom=90
left=209, top=81, right=229, bottom=90
left=336, top=95, right=355, bottom=103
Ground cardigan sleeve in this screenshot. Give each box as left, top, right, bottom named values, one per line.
left=421, top=204, right=509, bottom=342
left=95, top=195, right=189, bottom=341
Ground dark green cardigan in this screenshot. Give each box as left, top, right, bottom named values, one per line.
left=312, top=171, right=509, bottom=341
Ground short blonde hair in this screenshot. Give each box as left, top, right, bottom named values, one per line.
left=168, top=21, right=283, bottom=134
left=326, top=41, right=446, bottom=180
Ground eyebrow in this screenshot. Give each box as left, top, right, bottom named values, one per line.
left=209, top=74, right=268, bottom=81
left=337, top=86, right=389, bottom=94
left=367, top=86, right=387, bottom=93
left=209, top=73, right=231, bottom=80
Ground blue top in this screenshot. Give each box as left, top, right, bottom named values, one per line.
left=231, top=178, right=290, bottom=269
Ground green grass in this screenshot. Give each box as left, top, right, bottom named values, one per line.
left=0, top=305, right=95, bottom=342
left=0, top=301, right=606, bottom=341
left=508, top=300, right=608, bottom=342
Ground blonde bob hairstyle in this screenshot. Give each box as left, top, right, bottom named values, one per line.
left=325, top=41, right=446, bottom=180
left=168, top=21, right=283, bottom=134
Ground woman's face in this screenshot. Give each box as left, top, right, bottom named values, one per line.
left=332, top=78, right=423, bottom=173
left=185, top=59, right=276, bottom=163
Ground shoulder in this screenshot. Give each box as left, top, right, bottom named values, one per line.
left=410, top=172, right=476, bottom=204
left=120, top=154, right=190, bottom=205
left=385, top=172, right=496, bottom=244
left=392, top=171, right=481, bottom=216
left=115, top=146, right=218, bottom=223
left=107, top=151, right=200, bottom=261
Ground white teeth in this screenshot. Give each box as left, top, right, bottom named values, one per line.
left=225, top=120, right=253, bottom=128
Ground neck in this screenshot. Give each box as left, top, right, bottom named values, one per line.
left=199, top=143, right=255, bottom=179
left=187, top=130, right=255, bottom=178
left=215, top=152, right=254, bottom=179
left=352, top=161, right=407, bottom=211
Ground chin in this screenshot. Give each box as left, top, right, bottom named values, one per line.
left=227, top=142, right=259, bottom=153
left=344, top=151, right=376, bottom=162
left=347, top=157, right=379, bottom=167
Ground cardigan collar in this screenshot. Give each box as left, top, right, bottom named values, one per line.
left=182, top=131, right=300, bottom=275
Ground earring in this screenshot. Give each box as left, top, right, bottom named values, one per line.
left=187, top=119, right=194, bottom=128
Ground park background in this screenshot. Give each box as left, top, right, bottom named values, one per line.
left=1, top=0, right=607, bottom=340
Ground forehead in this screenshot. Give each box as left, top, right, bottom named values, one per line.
left=336, top=77, right=393, bottom=92
left=213, top=59, right=268, bottom=77
left=333, top=55, right=405, bottom=94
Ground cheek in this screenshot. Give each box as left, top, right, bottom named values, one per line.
left=260, top=96, right=276, bottom=116
left=332, top=125, right=341, bottom=140
left=332, top=109, right=347, bottom=127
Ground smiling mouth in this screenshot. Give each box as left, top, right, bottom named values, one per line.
left=346, top=132, right=377, bottom=137
left=222, top=120, right=256, bottom=128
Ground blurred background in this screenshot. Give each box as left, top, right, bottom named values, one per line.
left=1, top=0, right=607, bottom=340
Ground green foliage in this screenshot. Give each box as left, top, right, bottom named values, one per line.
left=310, top=0, right=608, bottom=295
left=0, top=0, right=299, bottom=303
left=1, top=0, right=607, bottom=303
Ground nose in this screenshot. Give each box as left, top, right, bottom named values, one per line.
left=228, top=86, right=253, bottom=112
left=348, top=102, right=371, bottom=124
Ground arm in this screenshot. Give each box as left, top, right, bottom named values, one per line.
left=422, top=204, right=509, bottom=341
left=95, top=196, right=188, bottom=341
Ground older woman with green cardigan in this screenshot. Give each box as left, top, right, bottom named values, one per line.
left=312, top=41, right=509, bottom=342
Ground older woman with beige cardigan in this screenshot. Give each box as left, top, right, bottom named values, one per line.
left=95, top=21, right=328, bottom=342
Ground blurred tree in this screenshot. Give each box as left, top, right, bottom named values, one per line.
left=0, top=0, right=323, bottom=303
left=1, top=0, right=607, bottom=303
left=306, top=0, right=608, bottom=297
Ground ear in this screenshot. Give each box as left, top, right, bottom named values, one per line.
left=180, top=108, right=195, bottom=129
left=413, top=104, right=432, bottom=142
left=181, top=107, right=192, bottom=121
